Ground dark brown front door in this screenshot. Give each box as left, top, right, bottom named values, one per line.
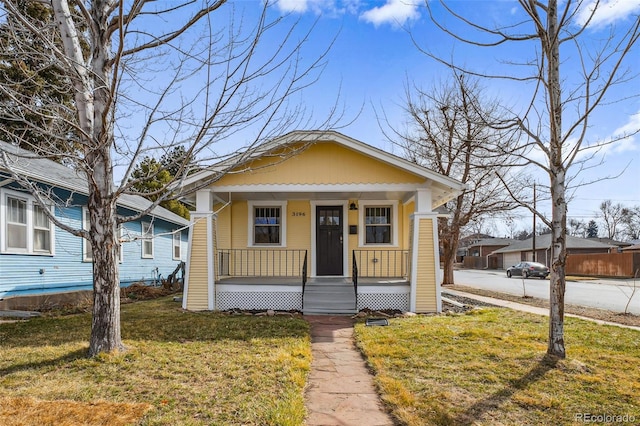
left=316, top=206, right=343, bottom=275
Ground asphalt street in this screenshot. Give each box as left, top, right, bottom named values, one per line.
left=453, top=269, right=640, bottom=315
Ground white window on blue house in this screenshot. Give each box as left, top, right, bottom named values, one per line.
left=1, top=190, right=54, bottom=255
left=83, top=208, right=93, bottom=261
left=142, top=221, right=154, bottom=258
left=33, top=204, right=51, bottom=252
left=173, top=230, right=182, bottom=260
left=83, top=207, right=123, bottom=262
left=7, top=196, right=28, bottom=251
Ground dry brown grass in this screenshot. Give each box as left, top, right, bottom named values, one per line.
left=0, top=397, right=151, bottom=426
left=0, top=297, right=311, bottom=425
left=355, top=308, right=640, bottom=426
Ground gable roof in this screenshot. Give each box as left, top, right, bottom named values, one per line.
left=0, top=141, right=188, bottom=226
left=490, top=234, right=615, bottom=254
left=181, top=130, right=465, bottom=208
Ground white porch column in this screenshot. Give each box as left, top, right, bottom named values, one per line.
left=409, top=189, right=442, bottom=313
left=183, top=190, right=216, bottom=311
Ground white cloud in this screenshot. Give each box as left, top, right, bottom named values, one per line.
left=273, top=0, right=358, bottom=16
left=609, top=111, right=640, bottom=154
left=575, top=0, right=640, bottom=28
left=360, top=0, right=420, bottom=27
left=274, top=0, right=310, bottom=13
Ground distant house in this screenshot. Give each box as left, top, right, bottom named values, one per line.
left=622, top=244, right=640, bottom=253
left=0, top=142, right=189, bottom=308
left=585, top=238, right=632, bottom=252
left=464, top=238, right=517, bottom=269
left=456, top=233, right=494, bottom=262
left=490, top=234, right=614, bottom=268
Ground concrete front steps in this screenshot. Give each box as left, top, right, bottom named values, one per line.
left=302, top=278, right=357, bottom=315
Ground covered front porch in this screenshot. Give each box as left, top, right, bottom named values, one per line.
left=213, top=249, right=410, bottom=314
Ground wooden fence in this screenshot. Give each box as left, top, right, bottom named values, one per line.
left=566, top=252, right=640, bottom=278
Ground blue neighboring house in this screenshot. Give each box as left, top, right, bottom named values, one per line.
left=0, top=141, right=189, bottom=304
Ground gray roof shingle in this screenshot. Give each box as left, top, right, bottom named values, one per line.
left=490, top=234, right=614, bottom=254
left=0, top=141, right=188, bottom=226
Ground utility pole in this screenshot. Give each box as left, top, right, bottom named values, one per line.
left=532, top=183, right=536, bottom=262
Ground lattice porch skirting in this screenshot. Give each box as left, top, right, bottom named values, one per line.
left=357, top=292, right=410, bottom=311
left=216, top=289, right=303, bottom=311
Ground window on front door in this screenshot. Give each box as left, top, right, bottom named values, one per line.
left=365, top=206, right=392, bottom=244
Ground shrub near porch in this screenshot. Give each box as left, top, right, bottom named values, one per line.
left=0, top=298, right=311, bottom=426
left=355, top=309, right=640, bottom=426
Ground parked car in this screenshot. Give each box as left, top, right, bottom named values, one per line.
left=506, top=262, right=550, bottom=279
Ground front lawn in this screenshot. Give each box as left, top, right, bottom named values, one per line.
left=355, top=309, right=640, bottom=425
left=0, top=297, right=311, bottom=425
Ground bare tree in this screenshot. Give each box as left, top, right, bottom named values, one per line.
left=621, top=206, right=640, bottom=241
left=598, top=200, right=628, bottom=240
left=568, top=218, right=587, bottom=238
left=0, top=0, right=338, bottom=356
left=384, top=73, right=521, bottom=285
left=424, top=1, right=640, bottom=358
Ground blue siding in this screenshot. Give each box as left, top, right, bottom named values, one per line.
left=0, top=189, right=188, bottom=300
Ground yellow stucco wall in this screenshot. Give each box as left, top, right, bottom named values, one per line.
left=415, top=218, right=437, bottom=312
left=215, top=142, right=425, bottom=186
left=185, top=218, right=210, bottom=311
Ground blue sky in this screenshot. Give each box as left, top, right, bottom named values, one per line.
left=115, top=0, right=639, bottom=237
left=258, top=0, right=640, bottom=236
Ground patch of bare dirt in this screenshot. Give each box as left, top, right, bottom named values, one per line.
left=449, top=284, right=640, bottom=327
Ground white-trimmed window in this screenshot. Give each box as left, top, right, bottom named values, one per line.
left=7, top=196, right=28, bottom=250
left=1, top=190, right=54, bottom=255
left=82, top=207, right=123, bottom=262
left=248, top=201, right=287, bottom=246
left=83, top=208, right=93, bottom=261
left=173, top=230, right=182, bottom=260
left=141, top=221, right=154, bottom=258
left=359, top=201, right=398, bottom=247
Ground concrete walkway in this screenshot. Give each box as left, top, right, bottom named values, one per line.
left=304, top=315, right=395, bottom=426
left=444, top=288, right=640, bottom=331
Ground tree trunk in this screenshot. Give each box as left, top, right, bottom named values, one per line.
left=52, top=0, right=123, bottom=356
left=546, top=0, right=566, bottom=359
left=87, top=148, right=124, bottom=356
left=440, top=221, right=460, bottom=286
left=442, top=231, right=458, bottom=285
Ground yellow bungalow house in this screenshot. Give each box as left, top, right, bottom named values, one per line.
left=180, top=130, right=464, bottom=314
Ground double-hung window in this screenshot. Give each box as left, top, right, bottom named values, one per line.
left=2, top=190, right=53, bottom=255
left=359, top=201, right=398, bottom=246
left=249, top=201, right=287, bottom=246
left=32, top=204, right=51, bottom=252
left=173, top=230, right=182, bottom=260
left=142, top=221, right=154, bottom=258
left=254, top=207, right=281, bottom=244
left=6, top=196, right=28, bottom=250
left=365, top=206, right=392, bottom=244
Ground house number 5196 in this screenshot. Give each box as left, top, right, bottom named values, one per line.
left=292, top=212, right=306, bottom=217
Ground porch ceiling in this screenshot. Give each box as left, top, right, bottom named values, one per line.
left=220, top=189, right=413, bottom=202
